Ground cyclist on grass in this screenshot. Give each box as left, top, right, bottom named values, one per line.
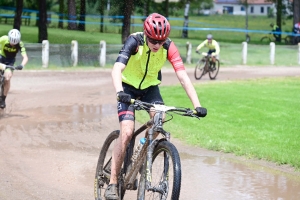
left=270, top=22, right=281, bottom=42
left=105, top=12, right=207, bottom=199
left=0, top=29, right=27, bottom=109
left=195, top=34, right=220, bottom=69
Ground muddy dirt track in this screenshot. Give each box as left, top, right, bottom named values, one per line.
left=0, top=66, right=300, bottom=200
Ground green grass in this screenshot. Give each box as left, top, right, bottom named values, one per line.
left=136, top=77, right=300, bottom=170
left=0, top=14, right=295, bottom=45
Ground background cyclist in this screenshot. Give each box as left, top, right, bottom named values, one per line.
left=0, top=29, right=27, bottom=109
left=105, top=13, right=207, bottom=199
left=270, top=22, right=281, bottom=42
left=195, top=34, right=220, bottom=69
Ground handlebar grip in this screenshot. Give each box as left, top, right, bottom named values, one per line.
left=0, top=63, right=5, bottom=71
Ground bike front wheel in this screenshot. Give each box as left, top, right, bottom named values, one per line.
left=138, top=140, right=181, bottom=200
left=209, top=59, right=220, bottom=80
left=94, top=130, right=121, bottom=200
left=260, top=36, right=271, bottom=43
left=194, top=60, right=206, bottom=80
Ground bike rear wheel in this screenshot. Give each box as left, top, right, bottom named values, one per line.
left=138, top=140, right=181, bottom=200
left=284, top=36, right=292, bottom=45
left=209, top=60, right=220, bottom=80
left=194, top=60, right=206, bottom=80
left=94, top=130, right=122, bottom=200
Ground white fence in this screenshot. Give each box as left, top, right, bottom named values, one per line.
left=20, top=41, right=300, bottom=68
left=186, top=42, right=300, bottom=66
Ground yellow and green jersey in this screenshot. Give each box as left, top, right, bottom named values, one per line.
left=116, top=32, right=185, bottom=90
left=0, top=35, right=26, bottom=59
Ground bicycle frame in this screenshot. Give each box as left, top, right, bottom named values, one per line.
left=94, top=99, right=199, bottom=199
left=123, top=106, right=171, bottom=192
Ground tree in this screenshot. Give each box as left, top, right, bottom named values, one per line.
left=58, top=0, right=64, bottom=29
left=276, top=0, right=283, bottom=42
left=294, top=0, right=300, bottom=24
left=78, top=0, right=86, bottom=31
left=38, top=0, right=48, bottom=42
left=68, top=0, right=77, bottom=30
left=98, top=0, right=105, bottom=32
left=143, top=0, right=151, bottom=17
left=14, top=0, right=23, bottom=31
left=121, top=0, right=134, bottom=43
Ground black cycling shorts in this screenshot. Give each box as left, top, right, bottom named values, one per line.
left=0, top=55, right=15, bottom=65
left=117, top=82, right=164, bottom=122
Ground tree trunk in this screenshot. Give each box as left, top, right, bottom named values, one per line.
left=99, top=0, right=105, bottom=32
left=58, top=0, right=64, bottom=29
left=14, top=0, right=23, bottom=30
left=165, top=0, right=169, bottom=18
left=68, top=0, right=77, bottom=30
left=78, top=0, right=86, bottom=31
left=38, top=0, right=48, bottom=43
left=121, top=0, right=134, bottom=43
left=294, top=0, right=300, bottom=25
left=143, top=0, right=150, bottom=18
left=276, top=0, right=282, bottom=42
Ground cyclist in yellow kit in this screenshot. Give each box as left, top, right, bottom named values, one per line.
left=0, top=29, right=27, bottom=108
left=105, top=13, right=207, bottom=199
left=195, top=34, right=220, bottom=69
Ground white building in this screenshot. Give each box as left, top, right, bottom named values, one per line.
left=213, top=0, right=275, bottom=16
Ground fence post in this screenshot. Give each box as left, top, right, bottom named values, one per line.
left=270, top=42, right=275, bottom=65
left=242, top=42, right=247, bottom=64
left=42, top=40, right=49, bottom=68
left=71, top=40, right=78, bottom=67
left=298, top=43, right=300, bottom=65
left=99, top=40, right=106, bottom=67
left=186, top=42, right=192, bottom=64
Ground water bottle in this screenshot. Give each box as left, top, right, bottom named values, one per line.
left=131, top=137, right=146, bottom=162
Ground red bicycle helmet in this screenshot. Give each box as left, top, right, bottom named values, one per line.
left=144, top=13, right=171, bottom=41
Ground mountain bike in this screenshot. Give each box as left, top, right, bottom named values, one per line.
left=260, top=33, right=277, bottom=43
left=0, top=63, right=21, bottom=101
left=283, top=35, right=300, bottom=45
left=194, top=52, right=220, bottom=80
left=260, top=33, right=293, bottom=44
left=94, top=99, right=201, bottom=200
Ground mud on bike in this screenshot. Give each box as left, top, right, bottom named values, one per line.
left=94, top=99, right=202, bottom=200
left=194, top=52, right=220, bottom=80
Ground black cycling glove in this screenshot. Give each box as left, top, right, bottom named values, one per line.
left=195, top=107, right=207, bottom=117
left=116, top=91, right=131, bottom=103
left=16, top=65, right=23, bottom=70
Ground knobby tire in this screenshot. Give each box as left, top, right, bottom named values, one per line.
left=94, top=130, right=122, bottom=200
left=194, top=60, right=205, bottom=80
left=137, top=140, right=181, bottom=200
left=209, top=60, right=220, bottom=80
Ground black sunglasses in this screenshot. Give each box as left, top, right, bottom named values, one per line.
left=147, top=37, right=166, bottom=45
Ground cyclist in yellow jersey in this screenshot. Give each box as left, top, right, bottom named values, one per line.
left=105, top=13, right=207, bottom=199
left=195, top=34, right=220, bottom=67
left=0, top=29, right=27, bottom=108
left=270, top=22, right=281, bottom=42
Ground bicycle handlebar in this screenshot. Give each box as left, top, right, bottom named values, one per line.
left=130, top=99, right=199, bottom=118
left=0, top=63, right=22, bottom=71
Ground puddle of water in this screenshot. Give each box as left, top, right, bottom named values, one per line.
left=180, top=152, right=300, bottom=199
